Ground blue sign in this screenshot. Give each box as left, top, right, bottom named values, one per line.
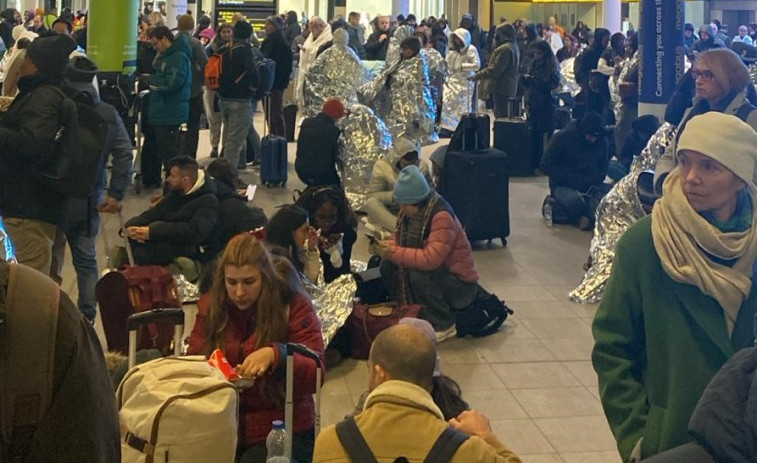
left=639, top=0, right=685, bottom=105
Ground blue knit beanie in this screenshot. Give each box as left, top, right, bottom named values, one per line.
left=394, top=165, right=430, bottom=205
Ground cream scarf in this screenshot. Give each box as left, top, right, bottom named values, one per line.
left=652, top=172, right=757, bottom=335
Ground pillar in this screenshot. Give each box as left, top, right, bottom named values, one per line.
left=392, top=0, right=408, bottom=17
left=165, top=0, right=187, bottom=29
left=638, top=0, right=684, bottom=120
left=602, top=0, right=621, bottom=33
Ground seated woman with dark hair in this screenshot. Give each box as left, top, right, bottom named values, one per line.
left=187, top=234, right=324, bottom=463
left=265, top=204, right=322, bottom=285
left=294, top=186, right=358, bottom=284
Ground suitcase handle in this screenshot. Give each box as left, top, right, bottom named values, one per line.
left=101, top=211, right=135, bottom=270
left=284, top=342, right=324, bottom=457
left=127, top=308, right=185, bottom=369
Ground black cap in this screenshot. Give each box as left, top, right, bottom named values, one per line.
left=63, top=55, right=98, bottom=82
left=233, top=19, right=252, bottom=39
left=26, top=34, right=77, bottom=76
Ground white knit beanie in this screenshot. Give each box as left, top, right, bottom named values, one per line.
left=677, top=112, right=757, bottom=185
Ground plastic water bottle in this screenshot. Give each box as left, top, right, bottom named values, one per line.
left=266, top=420, right=288, bottom=462
left=543, top=201, right=553, bottom=227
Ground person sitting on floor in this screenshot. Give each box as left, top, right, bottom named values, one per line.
left=265, top=204, right=322, bottom=285
left=295, top=98, right=346, bottom=187
left=295, top=185, right=358, bottom=284
left=374, top=165, right=478, bottom=342
left=203, top=158, right=268, bottom=262
left=125, top=156, right=218, bottom=268
left=364, top=137, right=433, bottom=234
left=540, top=111, right=610, bottom=230
left=312, top=323, right=522, bottom=462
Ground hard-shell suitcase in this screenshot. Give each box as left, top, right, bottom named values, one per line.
left=448, top=81, right=490, bottom=151
left=284, top=343, right=324, bottom=459
left=260, top=96, right=288, bottom=187
left=494, top=97, right=533, bottom=176
left=440, top=148, right=510, bottom=246
left=118, top=309, right=240, bottom=463
left=96, top=213, right=181, bottom=356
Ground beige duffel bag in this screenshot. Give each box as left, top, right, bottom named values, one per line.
left=117, top=356, right=239, bottom=463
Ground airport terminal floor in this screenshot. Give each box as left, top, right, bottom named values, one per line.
left=57, top=109, right=621, bottom=463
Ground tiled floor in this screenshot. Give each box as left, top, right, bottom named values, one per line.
left=55, top=110, right=621, bottom=462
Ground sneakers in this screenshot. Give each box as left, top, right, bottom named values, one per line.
left=361, top=217, right=391, bottom=240
left=435, top=325, right=458, bottom=342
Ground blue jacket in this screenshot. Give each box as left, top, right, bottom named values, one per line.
left=149, top=37, right=192, bottom=125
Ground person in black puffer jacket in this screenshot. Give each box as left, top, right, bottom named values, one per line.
left=261, top=15, right=293, bottom=138
left=295, top=98, right=345, bottom=187
left=203, top=158, right=268, bottom=262
left=540, top=112, right=610, bottom=229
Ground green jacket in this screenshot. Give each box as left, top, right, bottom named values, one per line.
left=148, top=36, right=191, bottom=126
left=592, top=215, right=757, bottom=461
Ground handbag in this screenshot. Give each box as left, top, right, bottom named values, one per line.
left=349, top=302, right=422, bottom=359
left=588, top=72, right=609, bottom=93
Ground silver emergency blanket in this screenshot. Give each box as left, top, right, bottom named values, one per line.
left=302, top=37, right=371, bottom=119
left=569, top=123, right=677, bottom=303
left=350, top=259, right=367, bottom=274
left=441, top=67, right=475, bottom=132
left=359, top=53, right=437, bottom=145
left=385, top=25, right=416, bottom=69
left=750, top=63, right=757, bottom=86
left=422, top=47, right=448, bottom=112
left=559, top=57, right=581, bottom=97
left=613, top=52, right=639, bottom=121
left=305, top=273, right=357, bottom=346
left=337, top=104, right=392, bottom=209
left=0, top=218, right=14, bottom=262
left=175, top=274, right=200, bottom=304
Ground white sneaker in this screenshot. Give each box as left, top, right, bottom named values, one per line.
left=435, top=325, right=458, bottom=342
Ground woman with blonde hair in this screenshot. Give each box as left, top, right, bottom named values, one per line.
left=593, top=112, right=757, bottom=461
left=187, top=234, right=324, bottom=463
left=654, top=47, right=757, bottom=191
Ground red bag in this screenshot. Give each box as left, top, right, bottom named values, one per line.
left=349, top=302, right=422, bottom=359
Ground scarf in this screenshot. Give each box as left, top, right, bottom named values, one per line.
left=652, top=172, right=757, bottom=335
left=395, top=193, right=439, bottom=304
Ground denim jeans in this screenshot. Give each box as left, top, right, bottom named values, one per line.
left=51, top=199, right=101, bottom=321
left=219, top=98, right=254, bottom=169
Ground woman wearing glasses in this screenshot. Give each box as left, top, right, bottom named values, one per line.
left=654, top=48, right=757, bottom=192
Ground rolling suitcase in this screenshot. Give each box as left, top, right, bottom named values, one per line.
left=440, top=148, right=510, bottom=246
left=284, top=104, right=297, bottom=142
left=494, top=97, right=533, bottom=176
left=260, top=95, right=288, bottom=187
left=284, top=343, right=324, bottom=460
left=96, top=212, right=182, bottom=356
left=118, top=309, right=240, bottom=463
left=448, top=81, right=490, bottom=151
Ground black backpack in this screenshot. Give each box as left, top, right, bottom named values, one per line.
left=36, top=86, right=108, bottom=198
left=454, top=285, right=513, bottom=338
left=252, top=49, right=276, bottom=100
left=336, top=416, right=469, bottom=463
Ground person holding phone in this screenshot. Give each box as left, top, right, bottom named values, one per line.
left=187, top=234, right=324, bottom=462
left=265, top=204, right=323, bottom=285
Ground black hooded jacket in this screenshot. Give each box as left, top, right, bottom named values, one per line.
left=574, top=28, right=610, bottom=89
left=0, top=72, right=68, bottom=226
left=260, top=28, right=293, bottom=90
left=540, top=118, right=609, bottom=192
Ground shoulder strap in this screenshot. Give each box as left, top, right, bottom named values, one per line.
left=335, top=416, right=379, bottom=463
left=422, top=427, right=470, bottom=463
left=0, top=262, right=59, bottom=460
left=736, top=102, right=756, bottom=122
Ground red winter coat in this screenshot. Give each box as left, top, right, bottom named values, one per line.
left=188, top=292, right=325, bottom=447
left=388, top=208, right=479, bottom=283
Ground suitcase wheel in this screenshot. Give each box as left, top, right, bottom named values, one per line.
left=134, top=174, right=142, bottom=194
left=500, top=238, right=507, bottom=247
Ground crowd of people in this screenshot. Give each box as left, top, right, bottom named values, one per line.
left=2, top=4, right=757, bottom=463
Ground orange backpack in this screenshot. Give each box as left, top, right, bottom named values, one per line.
left=205, top=53, right=222, bottom=90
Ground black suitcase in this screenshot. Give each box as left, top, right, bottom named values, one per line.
left=448, top=113, right=490, bottom=151
left=439, top=148, right=510, bottom=246
left=494, top=118, right=532, bottom=176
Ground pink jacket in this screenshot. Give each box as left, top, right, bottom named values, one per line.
left=388, top=210, right=478, bottom=283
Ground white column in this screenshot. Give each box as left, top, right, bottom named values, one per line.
left=392, top=0, right=409, bottom=17
left=165, top=0, right=187, bottom=29
left=602, top=0, right=621, bottom=33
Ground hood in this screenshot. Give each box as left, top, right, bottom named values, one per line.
left=523, top=21, right=538, bottom=41
left=11, top=24, right=24, bottom=41
left=65, top=80, right=100, bottom=103
left=168, top=32, right=193, bottom=59
left=1, top=9, right=16, bottom=23
left=212, top=176, right=242, bottom=200
left=363, top=380, right=444, bottom=420
left=186, top=169, right=207, bottom=196
left=332, top=28, right=348, bottom=47
left=699, top=24, right=717, bottom=42
left=495, top=24, right=516, bottom=45
left=387, top=137, right=420, bottom=167
left=452, top=28, right=471, bottom=48
left=688, top=348, right=757, bottom=462
left=393, top=24, right=415, bottom=43
left=593, top=28, right=611, bottom=50
left=632, top=114, right=661, bottom=137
